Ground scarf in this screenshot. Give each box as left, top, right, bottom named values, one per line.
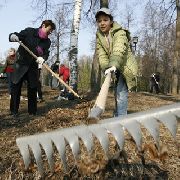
left=38, top=28, right=48, bottom=39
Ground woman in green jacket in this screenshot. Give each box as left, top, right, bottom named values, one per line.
left=95, top=8, right=137, bottom=117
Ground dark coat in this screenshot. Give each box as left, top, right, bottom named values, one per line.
left=9, top=28, right=51, bottom=87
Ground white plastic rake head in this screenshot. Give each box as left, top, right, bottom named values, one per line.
left=16, top=103, right=180, bottom=175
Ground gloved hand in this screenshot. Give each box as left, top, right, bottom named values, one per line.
left=10, top=34, right=19, bottom=42
left=0, top=73, right=3, bottom=77
left=36, top=57, right=44, bottom=69
left=104, top=66, right=116, bottom=76
left=36, top=57, right=44, bottom=64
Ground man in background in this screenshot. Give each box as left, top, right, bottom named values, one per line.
left=149, top=72, right=160, bottom=94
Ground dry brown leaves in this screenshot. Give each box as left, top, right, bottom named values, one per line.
left=0, top=88, right=180, bottom=179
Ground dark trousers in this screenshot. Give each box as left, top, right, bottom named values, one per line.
left=37, top=69, right=42, bottom=99
left=150, top=82, right=160, bottom=94
left=10, top=73, right=37, bottom=114
left=37, top=80, right=42, bottom=99
left=6, top=72, right=13, bottom=95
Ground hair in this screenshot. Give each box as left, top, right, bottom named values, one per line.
left=9, top=47, right=16, bottom=52
left=8, top=47, right=16, bottom=57
left=55, top=61, right=60, bottom=64
left=96, top=12, right=113, bottom=21
left=40, top=20, right=56, bottom=30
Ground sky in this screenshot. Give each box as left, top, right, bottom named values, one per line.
left=0, top=0, right=152, bottom=62
left=0, top=0, right=94, bottom=61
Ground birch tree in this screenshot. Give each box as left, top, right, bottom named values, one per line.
left=69, top=0, right=83, bottom=92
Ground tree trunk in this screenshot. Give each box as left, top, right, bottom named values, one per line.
left=172, top=0, right=180, bottom=94
left=56, top=33, right=60, bottom=62
left=90, top=48, right=101, bottom=93
left=69, top=0, right=83, bottom=91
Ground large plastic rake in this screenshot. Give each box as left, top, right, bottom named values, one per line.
left=16, top=103, right=180, bottom=175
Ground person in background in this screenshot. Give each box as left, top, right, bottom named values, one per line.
left=9, top=20, right=56, bottom=117
left=95, top=8, right=138, bottom=117
left=149, top=72, right=160, bottom=94
left=58, top=64, right=70, bottom=100
left=3, top=48, right=16, bottom=98
left=50, top=61, right=60, bottom=89
left=51, top=61, right=60, bottom=73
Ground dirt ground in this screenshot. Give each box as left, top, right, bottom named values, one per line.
left=0, top=85, right=179, bottom=179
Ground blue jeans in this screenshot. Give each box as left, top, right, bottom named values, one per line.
left=114, top=74, right=128, bottom=117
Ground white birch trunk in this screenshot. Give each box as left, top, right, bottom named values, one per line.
left=69, top=0, right=83, bottom=91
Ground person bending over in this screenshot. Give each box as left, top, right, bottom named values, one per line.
left=9, top=20, right=56, bottom=117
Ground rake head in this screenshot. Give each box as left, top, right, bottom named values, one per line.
left=16, top=103, right=180, bottom=175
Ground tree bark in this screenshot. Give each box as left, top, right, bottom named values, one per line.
left=172, top=0, right=180, bottom=94
left=69, top=0, right=83, bottom=91
left=90, top=48, right=101, bottom=93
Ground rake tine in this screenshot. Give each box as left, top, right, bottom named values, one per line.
left=16, top=138, right=31, bottom=169
left=120, top=119, right=142, bottom=151
left=171, top=110, right=180, bottom=118
left=89, top=124, right=109, bottom=158
left=37, top=134, right=54, bottom=172
left=17, top=136, right=44, bottom=174
left=102, top=123, right=125, bottom=150
left=60, top=128, right=80, bottom=161
left=27, top=138, right=44, bottom=175
left=155, top=113, right=177, bottom=139
left=139, top=117, right=160, bottom=147
left=50, top=132, right=67, bottom=171
left=73, top=125, right=94, bottom=155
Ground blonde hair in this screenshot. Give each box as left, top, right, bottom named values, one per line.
left=9, top=47, right=16, bottom=52
left=8, top=47, right=16, bottom=57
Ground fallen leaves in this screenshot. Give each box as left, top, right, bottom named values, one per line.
left=142, top=143, right=168, bottom=162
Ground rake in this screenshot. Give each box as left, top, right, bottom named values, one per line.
left=18, top=41, right=81, bottom=99
left=88, top=72, right=112, bottom=119
left=16, top=103, right=180, bottom=175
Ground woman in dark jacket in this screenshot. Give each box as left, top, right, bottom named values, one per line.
left=9, top=20, right=56, bottom=117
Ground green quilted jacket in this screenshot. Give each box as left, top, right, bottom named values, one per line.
left=96, top=22, right=138, bottom=89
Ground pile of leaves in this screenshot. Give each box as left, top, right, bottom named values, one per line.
left=0, top=87, right=179, bottom=179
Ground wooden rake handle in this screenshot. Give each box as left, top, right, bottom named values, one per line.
left=18, top=41, right=81, bottom=99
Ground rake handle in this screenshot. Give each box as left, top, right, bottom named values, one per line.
left=18, top=41, right=81, bottom=99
